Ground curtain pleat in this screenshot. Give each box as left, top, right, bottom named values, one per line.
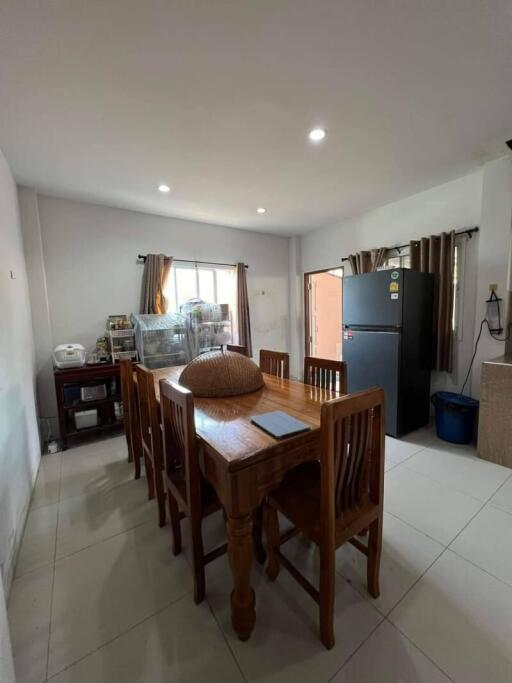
left=348, top=247, right=388, bottom=274
left=140, top=254, right=173, bottom=314
left=410, top=231, right=455, bottom=372
left=236, top=263, right=253, bottom=358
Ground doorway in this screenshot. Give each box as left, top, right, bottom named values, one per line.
left=304, top=268, right=343, bottom=360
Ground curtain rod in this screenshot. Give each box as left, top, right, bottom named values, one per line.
left=137, top=255, right=248, bottom=268
left=340, top=226, right=479, bottom=262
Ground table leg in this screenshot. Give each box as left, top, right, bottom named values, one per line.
left=226, top=513, right=256, bottom=641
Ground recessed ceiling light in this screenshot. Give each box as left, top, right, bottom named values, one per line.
left=308, top=127, right=327, bottom=142
left=256, top=207, right=267, bottom=214
left=158, top=184, right=171, bottom=193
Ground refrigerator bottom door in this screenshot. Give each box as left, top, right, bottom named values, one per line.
left=343, top=330, right=400, bottom=436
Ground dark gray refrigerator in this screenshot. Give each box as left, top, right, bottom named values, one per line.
left=343, top=268, right=434, bottom=437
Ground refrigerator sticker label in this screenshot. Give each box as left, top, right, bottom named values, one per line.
left=391, top=270, right=400, bottom=279
left=389, top=282, right=399, bottom=292
left=391, top=293, right=399, bottom=300
left=343, top=332, right=353, bottom=340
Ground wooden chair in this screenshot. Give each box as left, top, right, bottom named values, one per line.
left=304, top=357, right=347, bottom=393
left=135, top=365, right=166, bottom=527
left=226, top=343, right=248, bottom=356
left=259, top=349, right=289, bottom=379
left=264, top=387, right=385, bottom=649
left=119, top=359, right=142, bottom=478
left=160, top=379, right=227, bottom=603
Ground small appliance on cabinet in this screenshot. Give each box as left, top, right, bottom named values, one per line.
left=343, top=268, right=434, bottom=437
left=53, top=344, right=86, bottom=369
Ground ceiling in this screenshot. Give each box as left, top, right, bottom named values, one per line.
left=0, top=1, right=511, bottom=236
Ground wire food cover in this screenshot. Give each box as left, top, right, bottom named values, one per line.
left=179, top=350, right=264, bottom=397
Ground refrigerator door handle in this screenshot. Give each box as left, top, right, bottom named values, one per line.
left=344, top=324, right=402, bottom=332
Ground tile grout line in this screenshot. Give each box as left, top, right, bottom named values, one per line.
left=56, top=467, right=136, bottom=507
left=51, top=516, right=156, bottom=566
left=382, top=616, right=456, bottom=682
left=44, top=453, right=63, bottom=682
left=205, top=597, right=248, bottom=683
left=45, top=591, right=192, bottom=681
left=385, top=442, right=429, bottom=468
left=381, top=467, right=512, bottom=680
left=383, top=509, right=448, bottom=546
left=398, top=460, right=506, bottom=502
left=447, top=547, right=512, bottom=592
left=11, top=478, right=152, bottom=582
left=326, top=615, right=385, bottom=683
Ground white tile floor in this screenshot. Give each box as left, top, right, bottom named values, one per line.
left=7, top=427, right=512, bottom=682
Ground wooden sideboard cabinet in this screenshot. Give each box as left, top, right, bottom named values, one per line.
left=477, top=356, right=512, bottom=468
left=54, top=363, right=125, bottom=449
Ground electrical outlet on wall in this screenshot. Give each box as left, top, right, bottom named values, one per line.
left=489, top=283, right=498, bottom=292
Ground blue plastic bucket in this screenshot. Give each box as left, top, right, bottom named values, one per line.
left=432, top=392, right=479, bottom=444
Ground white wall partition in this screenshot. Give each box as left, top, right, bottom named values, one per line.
left=0, top=149, right=40, bottom=597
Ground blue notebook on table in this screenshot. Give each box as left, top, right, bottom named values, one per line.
left=250, top=411, right=311, bottom=439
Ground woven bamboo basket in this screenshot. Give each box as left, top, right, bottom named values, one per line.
left=179, top=350, right=264, bottom=397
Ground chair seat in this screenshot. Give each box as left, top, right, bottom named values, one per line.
left=167, top=470, right=221, bottom=516
left=268, top=461, right=379, bottom=545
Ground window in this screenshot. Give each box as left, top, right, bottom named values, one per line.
left=386, top=252, right=411, bottom=269
left=452, top=241, right=464, bottom=341
left=164, top=263, right=237, bottom=312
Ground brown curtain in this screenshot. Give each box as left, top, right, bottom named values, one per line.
left=139, top=254, right=173, bottom=314
left=410, top=231, right=455, bottom=372
left=348, top=247, right=388, bottom=274
left=236, top=263, right=253, bottom=358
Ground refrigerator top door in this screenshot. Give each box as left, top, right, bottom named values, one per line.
left=343, top=269, right=404, bottom=328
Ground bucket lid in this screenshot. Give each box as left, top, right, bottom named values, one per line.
left=434, top=391, right=479, bottom=408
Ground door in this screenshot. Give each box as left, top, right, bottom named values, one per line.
left=343, top=269, right=403, bottom=328
left=343, top=329, right=401, bottom=436
left=305, top=268, right=343, bottom=360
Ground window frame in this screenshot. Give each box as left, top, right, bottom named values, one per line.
left=452, top=238, right=465, bottom=342
left=165, top=262, right=235, bottom=313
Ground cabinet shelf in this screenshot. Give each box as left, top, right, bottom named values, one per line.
left=55, top=362, right=125, bottom=450
left=63, top=395, right=121, bottom=410
left=66, top=420, right=123, bottom=437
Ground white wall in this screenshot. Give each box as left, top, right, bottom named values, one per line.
left=0, top=580, right=15, bottom=683
left=30, top=195, right=290, bottom=428
left=471, top=157, right=512, bottom=396
left=0, top=148, right=40, bottom=680
left=298, top=171, right=484, bottom=395
left=18, top=187, right=59, bottom=438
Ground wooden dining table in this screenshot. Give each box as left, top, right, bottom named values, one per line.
left=150, top=365, right=339, bottom=641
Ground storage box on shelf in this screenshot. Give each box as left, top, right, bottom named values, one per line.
left=54, top=363, right=125, bottom=449
left=109, top=329, right=138, bottom=362
left=131, top=313, right=189, bottom=369
left=180, top=301, right=233, bottom=355
left=107, top=314, right=138, bottom=363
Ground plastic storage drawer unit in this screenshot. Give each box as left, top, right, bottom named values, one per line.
left=74, top=409, right=98, bottom=430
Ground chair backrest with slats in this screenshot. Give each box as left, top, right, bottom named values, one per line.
left=304, top=357, right=347, bottom=393
left=159, top=379, right=201, bottom=507
left=259, top=349, right=290, bottom=379
left=120, top=359, right=134, bottom=441
left=135, top=365, right=152, bottom=452
left=320, top=388, right=385, bottom=523
left=226, top=344, right=248, bottom=356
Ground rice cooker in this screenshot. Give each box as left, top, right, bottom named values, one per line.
left=53, top=344, right=87, bottom=369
